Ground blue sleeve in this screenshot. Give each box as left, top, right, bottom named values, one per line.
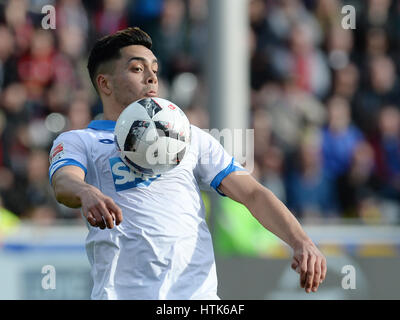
left=49, top=158, right=87, bottom=184
left=192, top=125, right=247, bottom=196
left=210, top=158, right=246, bottom=196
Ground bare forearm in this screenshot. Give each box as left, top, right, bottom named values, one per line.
left=219, top=173, right=327, bottom=292
left=245, top=187, right=311, bottom=249
left=52, top=170, right=91, bottom=208
left=51, top=166, right=122, bottom=229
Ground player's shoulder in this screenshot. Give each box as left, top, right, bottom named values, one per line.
left=190, top=124, right=223, bottom=146
left=190, top=124, right=202, bottom=134
left=190, top=124, right=212, bottom=147
left=53, top=126, right=113, bottom=151
left=190, top=124, right=213, bottom=140
left=54, top=128, right=94, bottom=143
left=190, top=124, right=225, bottom=160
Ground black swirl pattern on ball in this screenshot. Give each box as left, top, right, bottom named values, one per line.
left=154, top=121, right=186, bottom=142
left=124, top=120, right=150, bottom=151
left=137, top=98, right=162, bottom=118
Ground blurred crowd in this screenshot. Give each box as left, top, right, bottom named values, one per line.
left=0, top=0, right=399, bottom=226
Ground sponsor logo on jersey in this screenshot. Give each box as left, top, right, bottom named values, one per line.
left=109, top=157, right=159, bottom=191
left=49, top=143, right=65, bottom=164
left=99, top=139, right=114, bottom=144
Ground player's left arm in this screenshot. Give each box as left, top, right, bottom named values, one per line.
left=218, top=171, right=327, bottom=293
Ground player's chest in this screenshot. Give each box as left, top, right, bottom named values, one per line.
left=88, top=138, right=198, bottom=192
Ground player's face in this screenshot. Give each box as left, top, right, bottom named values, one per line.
left=111, top=45, right=159, bottom=108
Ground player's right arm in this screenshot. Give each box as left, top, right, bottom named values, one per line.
left=52, top=165, right=122, bottom=229
left=49, top=130, right=123, bottom=230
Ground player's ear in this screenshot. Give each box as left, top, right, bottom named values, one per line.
left=97, top=74, right=113, bottom=96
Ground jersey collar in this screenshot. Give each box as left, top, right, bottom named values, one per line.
left=87, top=120, right=116, bottom=132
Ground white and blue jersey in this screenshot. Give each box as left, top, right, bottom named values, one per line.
left=48, top=120, right=244, bottom=300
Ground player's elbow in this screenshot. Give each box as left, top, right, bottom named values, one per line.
left=53, top=186, right=65, bottom=205
left=52, top=176, right=63, bottom=202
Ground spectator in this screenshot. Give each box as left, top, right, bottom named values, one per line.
left=331, top=62, right=360, bottom=102
left=4, top=0, right=35, bottom=56
left=187, top=0, right=209, bottom=72
left=259, top=145, right=286, bottom=203
left=325, top=25, right=354, bottom=71
left=151, top=0, right=190, bottom=80
left=286, top=129, right=339, bottom=222
left=0, top=0, right=398, bottom=226
left=66, top=96, right=91, bottom=130
left=0, top=83, right=31, bottom=169
left=56, top=0, right=89, bottom=35
left=261, top=74, right=326, bottom=154
left=23, top=149, right=75, bottom=220
left=355, top=55, right=400, bottom=136
left=0, top=25, right=18, bottom=90
left=365, top=27, right=389, bottom=58
left=370, top=105, right=400, bottom=221
left=251, top=108, right=272, bottom=162
left=321, top=96, right=364, bottom=181
left=287, top=22, right=331, bottom=98
left=264, top=0, right=323, bottom=49
left=364, top=0, right=392, bottom=28
left=17, top=29, right=56, bottom=100
left=94, top=0, right=128, bottom=37
left=314, top=0, right=342, bottom=34
left=337, top=141, right=379, bottom=219
left=127, top=0, right=164, bottom=37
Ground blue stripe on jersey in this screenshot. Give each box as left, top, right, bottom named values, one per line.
left=87, top=120, right=116, bottom=131
left=210, top=158, right=246, bottom=196
left=49, top=158, right=87, bottom=184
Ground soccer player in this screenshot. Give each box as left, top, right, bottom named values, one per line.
left=49, top=27, right=327, bottom=299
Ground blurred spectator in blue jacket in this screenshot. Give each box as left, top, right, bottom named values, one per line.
left=321, top=95, right=364, bottom=181
left=286, top=129, right=339, bottom=222
left=371, top=105, right=400, bottom=205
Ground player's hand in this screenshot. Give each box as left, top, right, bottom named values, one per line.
left=80, top=185, right=123, bottom=229
left=290, top=240, right=327, bottom=293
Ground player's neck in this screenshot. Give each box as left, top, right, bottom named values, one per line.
left=103, top=104, right=124, bottom=121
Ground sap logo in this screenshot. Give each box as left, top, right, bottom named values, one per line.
left=99, top=139, right=114, bottom=144
left=110, top=157, right=159, bottom=191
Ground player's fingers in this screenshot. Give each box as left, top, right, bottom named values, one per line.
left=312, top=258, right=322, bottom=292
left=291, top=260, right=300, bottom=273
left=90, top=207, right=106, bottom=229
left=320, top=257, right=327, bottom=283
left=299, top=253, right=308, bottom=288
left=97, top=202, right=114, bottom=229
left=305, top=255, right=316, bottom=293
left=106, top=209, right=117, bottom=226
left=86, top=210, right=97, bottom=227
left=105, top=198, right=123, bottom=225
left=87, top=208, right=102, bottom=228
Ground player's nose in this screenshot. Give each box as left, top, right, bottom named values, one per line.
left=147, top=71, right=157, bottom=85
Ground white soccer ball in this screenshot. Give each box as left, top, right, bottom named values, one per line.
left=114, top=97, right=191, bottom=178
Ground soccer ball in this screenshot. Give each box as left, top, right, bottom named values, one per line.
left=114, top=97, right=191, bottom=178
